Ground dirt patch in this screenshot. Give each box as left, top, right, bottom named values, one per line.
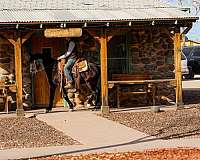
left=0, top=117, right=80, bottom=150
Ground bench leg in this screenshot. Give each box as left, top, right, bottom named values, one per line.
left=4, top=96, right=12, bottom=114
left=147, top=83, right=156, bottom=106
left=3, top=97, right=9, bottom=114
left=116, top=86, right=120, bottom=108
left=152, top=85, right=156, bottom=106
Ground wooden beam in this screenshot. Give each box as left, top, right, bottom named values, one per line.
left=181, top=24, right=192, bottom=35
left=14, top=33, right=24, bottom=116
left=100, top=29, right=109, bottom=114
left=87, top=28, right=125, bottom=43
left=174, top=28, right=183, bottom=108
left=22, top=31, right=35, bottom=44
left=86, top=29, right=101, bottom=43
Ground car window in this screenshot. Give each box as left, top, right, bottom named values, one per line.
left=191, top=47, right=200, bottom=56
left=191, top=50, right=200, bottom=57
left=182, top=46, right=200, bottom=58
left=182, top=47, right=193, bottom=57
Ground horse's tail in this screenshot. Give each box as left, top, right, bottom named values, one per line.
left=87, top=62, right=100, bottom=80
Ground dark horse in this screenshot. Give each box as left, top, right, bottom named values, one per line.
left=30, top=53, right=100, bottom=112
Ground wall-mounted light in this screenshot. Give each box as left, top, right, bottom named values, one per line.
left=106, top=22, right=109, bottom=27
left=63, top=23, right=66, bottom=28
left=16, top=24, right=19, bottom=29
left=60, top=23, right=64, bottom=28
left=128, top=21, right=132, bottom=26
left=40, top=24, right=43, bottom=29
left=174, top=20, right=178, bottom=25
left=152, top=21, right=155, bottom=26
left=84, top=22, right=87, bottom=27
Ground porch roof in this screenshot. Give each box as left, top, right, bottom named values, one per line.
left=0, top=0, right=198, bottom=24
left=0, top=8, right=198, bottom=24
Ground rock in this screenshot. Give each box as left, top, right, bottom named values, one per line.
left=25, top=113, right=37, bottom=118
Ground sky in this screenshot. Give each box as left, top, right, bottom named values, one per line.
left=162, top=0, right=200, bottom=42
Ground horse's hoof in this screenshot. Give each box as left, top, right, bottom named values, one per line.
left=86, top=103, right=91, bottom=108
left=91, top=108, right=97, bottom=111
left=45, top=109, right=52, bottom=113
left=69, top=109, right=74, bottom=112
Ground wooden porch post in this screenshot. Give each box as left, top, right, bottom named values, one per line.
left=14, top=32, right=24, bottom=116
left=100, top=29, right=109, bottom=114
left=174, top=27, right=183, bottom=108
left=0, top=30, right=34, bottom=116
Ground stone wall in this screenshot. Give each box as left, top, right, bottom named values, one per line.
left=108, top=27, right=176, bottom=107
left=128, top=27, right=174, bottom=79
left=0, top=36, right=14, bottom=78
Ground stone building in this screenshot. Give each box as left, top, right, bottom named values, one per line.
left=0, top=0, right=198, bottom=115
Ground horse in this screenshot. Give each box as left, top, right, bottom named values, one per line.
left=30, top=53, right=100, bottom=112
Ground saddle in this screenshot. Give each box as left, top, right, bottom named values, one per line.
left=57, top=58, right=88, bottom=82
left=72, top=58, right=88, bottom=73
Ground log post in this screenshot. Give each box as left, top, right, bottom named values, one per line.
left=100, top=29, right=109, bottom=114
left=174, top=27, right=183, bottom=108
left=14, top=32, right=24, bottom=116
left=0, top=31, right=34, bottom=116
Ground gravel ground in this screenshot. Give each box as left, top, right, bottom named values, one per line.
left=33, top=148, right=200, bottom=160
left=100, top=106, right=200, bottom=139
left=0, top=117, right=80, bottom=150
left=1, top=89, right=200, bottom=159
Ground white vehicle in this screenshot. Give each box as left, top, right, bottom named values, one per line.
left=181, top=52, right=189, bottom=78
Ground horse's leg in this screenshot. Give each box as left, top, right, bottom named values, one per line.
left=73, top=73, right=81, bottom=93
left=62, top=84, right=74, bottom=110
left=85, top=80, right=99, bottom=109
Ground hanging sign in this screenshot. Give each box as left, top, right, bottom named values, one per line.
left=44, top=28, right=82, bottom=37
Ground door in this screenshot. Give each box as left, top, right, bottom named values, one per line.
left=33, top=48, right=52, bottom=106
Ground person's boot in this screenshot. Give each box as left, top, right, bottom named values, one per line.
left=65, top=81, right=73, bottom=89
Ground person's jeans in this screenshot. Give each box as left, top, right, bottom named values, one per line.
left=64, top=58, right=76, bottom=82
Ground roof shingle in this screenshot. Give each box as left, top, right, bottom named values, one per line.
left=0, top=0, right=170, bottom=10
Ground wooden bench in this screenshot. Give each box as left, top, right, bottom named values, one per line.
left=108, top=74, right=175, bottom=108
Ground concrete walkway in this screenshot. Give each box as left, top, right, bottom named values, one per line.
left=0, top=108, right=200, bottom=160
